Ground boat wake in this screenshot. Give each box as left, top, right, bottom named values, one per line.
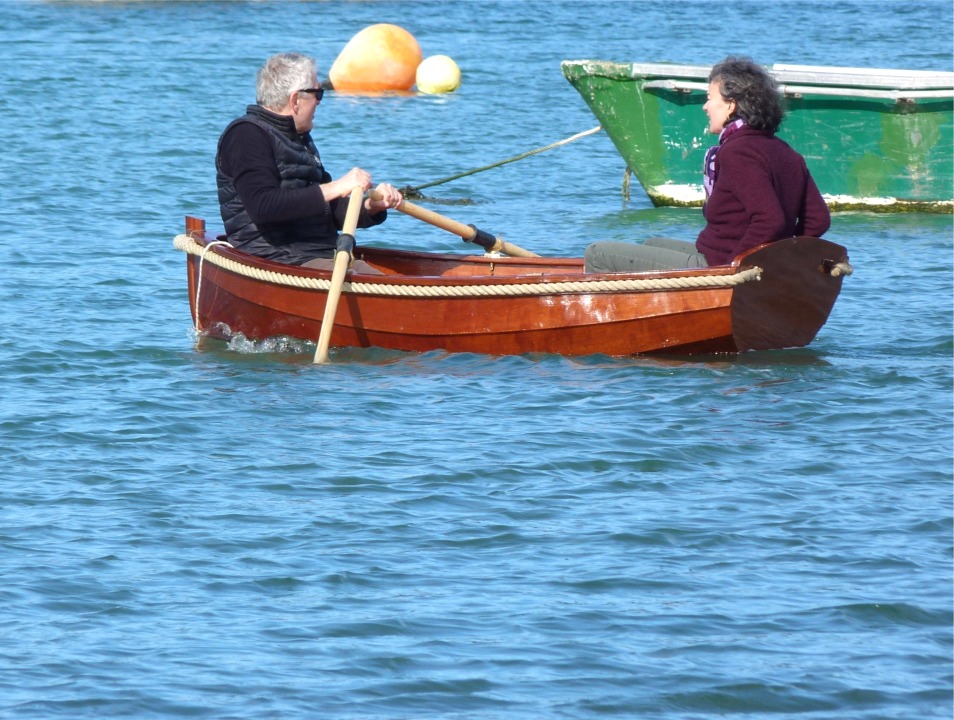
left=192, top=324, right=313, bottom=355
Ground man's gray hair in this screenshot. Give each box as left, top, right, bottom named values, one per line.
left=256, top=53, right=317, bottom=110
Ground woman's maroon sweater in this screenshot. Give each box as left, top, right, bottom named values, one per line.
left=696, top=126, right=831, bottom=265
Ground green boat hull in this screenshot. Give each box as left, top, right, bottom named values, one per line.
left=562, top=61, right=954, bottom=213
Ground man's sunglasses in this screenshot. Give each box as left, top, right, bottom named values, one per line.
left=299, top=87, right=324, bottom=102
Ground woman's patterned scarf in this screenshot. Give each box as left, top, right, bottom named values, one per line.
left=703, top=118, right=746, bottom=198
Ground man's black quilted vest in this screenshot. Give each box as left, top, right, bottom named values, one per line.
left=216, top=105, right=337, bottom=263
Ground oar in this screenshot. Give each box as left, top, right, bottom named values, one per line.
left=370, top=191, right=539, bottom=258
left=314, top=187, right=363, bottom=364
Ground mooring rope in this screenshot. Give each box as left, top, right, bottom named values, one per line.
left=173, top=234, right=761, bottom=298
left=193, top=240, right=233, bottom=331
left=400, top=126, right=602, bottom=199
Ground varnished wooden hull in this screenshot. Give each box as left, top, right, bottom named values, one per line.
left=174, top=224, right=849, bottom=357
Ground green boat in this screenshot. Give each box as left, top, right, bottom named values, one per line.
left=562, top=61, right=954, bottom=213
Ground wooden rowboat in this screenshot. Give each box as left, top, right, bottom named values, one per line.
left=173, top=216, right=851, bottom=357
left=562, top=61, right=954, bottom=213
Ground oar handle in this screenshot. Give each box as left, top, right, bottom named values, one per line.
left=314, top=187, right=363, bottom=364
left=369, top=191, right=540, bottom=258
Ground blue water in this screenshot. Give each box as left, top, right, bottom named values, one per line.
left=1, top=1, right=952, bottom=718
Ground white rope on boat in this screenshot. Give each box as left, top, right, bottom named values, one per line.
left=830, top=261, right=853, bottom=277
left=173, top=234, right=762, bottom=297
left=193, top=240, right=234, bottom=331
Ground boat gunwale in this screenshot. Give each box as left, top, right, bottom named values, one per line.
left=640, top=78, right=953, bottom=102
left=561, top=59, right=954, bottom=92
left=178, top=231, right=755, bottom=292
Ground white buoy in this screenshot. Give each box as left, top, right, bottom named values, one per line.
left=416, top=55, right=461, bottom=94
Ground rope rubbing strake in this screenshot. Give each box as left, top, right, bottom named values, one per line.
left=173, top=234, right=762, bottom=298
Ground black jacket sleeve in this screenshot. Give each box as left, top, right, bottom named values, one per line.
left=219, top=122, right=386, bottom=229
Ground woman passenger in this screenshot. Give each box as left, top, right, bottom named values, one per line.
left=584, top=56, right=831, bottom=273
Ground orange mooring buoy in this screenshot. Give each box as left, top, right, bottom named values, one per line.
left=328, top=24, right=422, bottom=92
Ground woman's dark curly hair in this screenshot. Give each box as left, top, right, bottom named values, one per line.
left=709, top=57, right=784, bottom=133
